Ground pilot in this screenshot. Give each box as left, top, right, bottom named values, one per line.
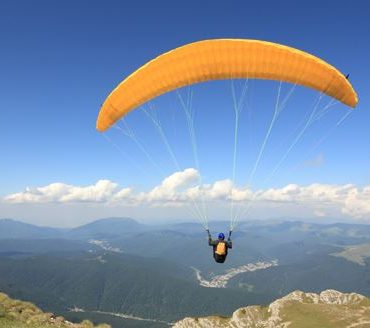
left=207, top=230, right=232, bottom=263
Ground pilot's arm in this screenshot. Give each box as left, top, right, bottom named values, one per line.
left=207, top=230, right=217, bottom=246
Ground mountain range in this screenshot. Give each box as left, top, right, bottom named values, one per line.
left=1, top=217, right=370, bottom=327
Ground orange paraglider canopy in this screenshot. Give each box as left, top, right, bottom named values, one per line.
left=97, top=39, right=358, bottom=132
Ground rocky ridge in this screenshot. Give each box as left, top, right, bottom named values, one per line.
left=173, top=289, right=370, bottom=328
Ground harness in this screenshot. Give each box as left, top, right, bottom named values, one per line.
left=215, top=241, right=226, bottom=256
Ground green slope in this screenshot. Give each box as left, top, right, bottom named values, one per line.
left=0, top=252, right=271, bottom=323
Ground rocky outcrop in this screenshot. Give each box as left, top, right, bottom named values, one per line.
left=0, top=292, right=110, bottom=328
left=173, top=289, right=370, bottom=328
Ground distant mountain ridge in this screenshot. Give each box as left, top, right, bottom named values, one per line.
left=0, top=217, right=144, bottom=240
left=0, top=218, right=64, bottom=239
left=173, top=289, right=370, bottom=327
left=3, top=217, right=370, bottom=235
left=67, top=217, right=144, bottom=240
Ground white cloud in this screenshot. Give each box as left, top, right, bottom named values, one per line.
left=258, top=183, right=354, bottom=203
left=145, top=168, right=199, bottom=203
left=341, top=186, right=370, bottom=218
left=2, top=169, right=370, bottom=219
left=59, top=180, right=118, bottom=203
left=112, top=187, right=133, bottom=201
left=4, top=180, right=118, bottom=204
left=207, top=179, right=233, bottom=200
left=257, top=183, right=370, bottom=218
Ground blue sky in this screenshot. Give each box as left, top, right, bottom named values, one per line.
left=1, top=0, right=369, bottom=226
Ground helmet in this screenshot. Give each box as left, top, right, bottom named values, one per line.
left=218, top=233, right=225, bottom=240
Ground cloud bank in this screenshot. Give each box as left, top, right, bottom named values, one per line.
left=3, top=168, right=370, bottom=219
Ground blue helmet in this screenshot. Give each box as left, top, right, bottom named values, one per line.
left=218, top=233, right=225, bottom=240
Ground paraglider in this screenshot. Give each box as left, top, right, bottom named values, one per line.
left=97, top=39, right=358, bottom=263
